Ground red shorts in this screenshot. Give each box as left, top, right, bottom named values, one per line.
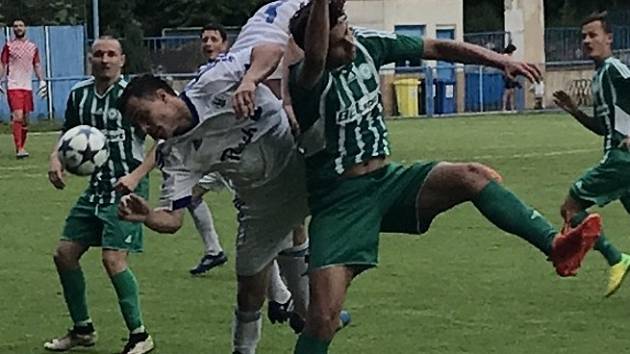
left=8, top=89, right=34, bottom=113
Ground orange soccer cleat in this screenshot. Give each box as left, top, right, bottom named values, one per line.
left=550, top=213, right=602, bottom=277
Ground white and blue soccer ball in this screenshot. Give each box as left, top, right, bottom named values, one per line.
left=57, top=125, right=109, bottom=176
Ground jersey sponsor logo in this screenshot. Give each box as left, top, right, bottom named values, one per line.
left=105, top=128, right=126, bottom=143
left=212, top=95, right=228, bottom=108
left=335, top=91, right=379, bottom=125
left=220, top=127, right=258, bottom=161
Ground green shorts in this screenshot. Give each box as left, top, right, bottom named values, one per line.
left=569, top=149, right=630, bottom=208
left=307, top=161, right=438, bottom=272
left=61, top=181, right=149, bottom=252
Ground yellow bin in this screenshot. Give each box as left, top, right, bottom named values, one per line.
left=394, top=78, right=419, bottom=117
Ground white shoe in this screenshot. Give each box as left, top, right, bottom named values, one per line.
left=121, top=332, right=154, bottom=354
left=44, top=326, right=97, bottom=351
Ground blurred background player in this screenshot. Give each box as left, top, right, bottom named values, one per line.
left=45, top=36, right=154, bottom=354
left=502, top=43, right=521, bottom=112
left=553, top=11, right=630, bottom=297
left=0, top=18, right=47, bottom=159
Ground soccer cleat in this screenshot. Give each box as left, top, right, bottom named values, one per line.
left=550, top=213, right=601, bottom=277
left=288, top=310, right=351, bottom=334
left=16, top=150, right=29, bottom=159
left=268, top=297, right=293, bottom=324
left=605, top=253, right=630, bottom=297
left=44, top=324, right=97, bottom=351
left=189, top=252, right=227, bottom=275
left=120, top=332, right=154, bottom=354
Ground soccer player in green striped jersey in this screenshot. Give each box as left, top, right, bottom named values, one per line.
left=289, top=1, right=603, bottom=352
left=45, top=37, right=155, bottom=354
left=554, top=11, right=630, bottom=298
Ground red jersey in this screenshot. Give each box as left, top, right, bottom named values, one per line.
left=1, top=38, right=40, bottom=91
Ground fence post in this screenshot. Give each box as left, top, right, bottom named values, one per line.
left=425, top=67, right=434, bottom=117
left=478, top=65, right=484, bottom=113
left=44, top=26, right=53, bottom=120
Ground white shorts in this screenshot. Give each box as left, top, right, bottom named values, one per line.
left=197, top=172, right=229, bottom=192
left=233, top=148, right=309, bottom=276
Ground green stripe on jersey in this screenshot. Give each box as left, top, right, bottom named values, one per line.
left=592, top=57, right=630, bottom=153
left=63, top=77, right=145, bottom=204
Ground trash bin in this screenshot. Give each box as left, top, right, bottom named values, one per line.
left=434, top=79, right=456, bottom=114
left=394, top=78, right=420, bottom=117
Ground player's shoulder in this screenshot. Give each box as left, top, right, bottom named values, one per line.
left=70, top=77, right=96, bottom=92
left=604, top=57, right=630, bottom=81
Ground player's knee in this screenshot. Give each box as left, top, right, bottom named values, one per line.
left=307, top=310, right=339, bottom=340
left=53, top=247, right=79, bottom=270
left=237, top=275, right=267, bottom=311
left=101, top=253, right=127, bottom=275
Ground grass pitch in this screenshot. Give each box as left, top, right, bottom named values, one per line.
left=1, top=113, right=630, bottom=354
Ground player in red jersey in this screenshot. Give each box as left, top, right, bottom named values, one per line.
left=0, top=18, right=47, bottom=158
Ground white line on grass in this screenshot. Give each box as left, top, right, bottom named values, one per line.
left=468, top=148, right=599, bottom=160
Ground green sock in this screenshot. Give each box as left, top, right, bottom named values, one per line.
left=472, top=181, right=557, bottom=255
left=570, top=211, right=622, bottom=266
left=294, top=333, right=331, bottom=354
left=111, top=268, right=144, bottom=332
left=59, top=268, right=90, bottom=325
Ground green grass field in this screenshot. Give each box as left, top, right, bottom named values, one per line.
left=2, top=113, right=630, bottom=354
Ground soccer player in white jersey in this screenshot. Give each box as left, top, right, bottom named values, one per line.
left=117, top=45, right=312, bottom=354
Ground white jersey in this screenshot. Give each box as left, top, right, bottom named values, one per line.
left=158, top=48, right=292, bottom=211
left=230, top=0, right=308, bottom=54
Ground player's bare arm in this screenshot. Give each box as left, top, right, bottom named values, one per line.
left=422, top=38, right=542, bottom=83
left=47, top=134, right=66, bottom=190
left=282, top=38, right=304, bottom=135
left=233, top=44, right=285, bottom=118
left=553, top=90, right=604, bottom=135
left=119, top=194, right=184, bottom=234
left=116, top=143, right=158, bottom=194
left=295, top=0, right=331, bottom=89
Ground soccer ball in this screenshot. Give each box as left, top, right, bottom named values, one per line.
left=57, top=125, right=109, bottom=176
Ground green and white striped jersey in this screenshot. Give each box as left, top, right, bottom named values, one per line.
left=63, top=77, right=146, bottom=204
left=592, top=57, right=630, bottom=152
left=289, top=28, right=423, bottom=181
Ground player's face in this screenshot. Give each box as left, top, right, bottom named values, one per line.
left=201, top=30, right=227, bottom=61
left=91, top=39, right=125, bottom=81
left=327, top=14, right=355, bottom=68
left=12, top=20, right=26, bottom=38
left=126, top=92, right=183, bottom=140
left=582, top=20, right=612, bottom=62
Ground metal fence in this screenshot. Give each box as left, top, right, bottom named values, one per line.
left=545, top=26, right=630, bottom=63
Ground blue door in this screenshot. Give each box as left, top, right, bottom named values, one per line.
left=436, top=28, right=455, bottom=80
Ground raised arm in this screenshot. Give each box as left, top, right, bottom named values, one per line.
left=233, top=44, right=285, bottom=118
left=423, top=39, right=542, bottom=83
left=295, top=0, right=330, bottom=89
left=553, top=90, right=604, bottom=135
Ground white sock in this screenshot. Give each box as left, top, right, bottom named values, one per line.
left=266, top=260, right=291, bottom=304
left=187, top=200, right=223, bottom=256
left=278, top=241, right=309, bottom=317
left=232, top=309, right=262, bottom=354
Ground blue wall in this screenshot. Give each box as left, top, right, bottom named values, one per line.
left=0, top=26, right=85, bottom=121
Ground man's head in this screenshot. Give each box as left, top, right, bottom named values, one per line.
left=290, top=2, right=355, bottom=69
left=118, top=75, right=187, bottom=140
left=504, top=43, right=517, bottom=56
left=581, top=11, right=613, bottom=63
left=90, top=36, right=125, bottom=82
left=12, top=19, right=26, bottom=39
left=200, top=23, right=228, bottom=61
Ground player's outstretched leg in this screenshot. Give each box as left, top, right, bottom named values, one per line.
left=187, top=198, right=227, bottom=275
left=103, top=250, right=154, bottom=354
left=45, top=241, right=97, bottom=352
left=416, top=162, right=600, bottom=277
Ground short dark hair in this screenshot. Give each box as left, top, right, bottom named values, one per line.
left=201, top=23, right=227, bottom=42
left=289, top=2, right=346, bottom=50
left=118, top=75, right=177, bottom=117
left=11, top=18, right=25, bottom=26
left=504, top=43, right=517, bottom=54
left=581, top=11, right=612, bottom=34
